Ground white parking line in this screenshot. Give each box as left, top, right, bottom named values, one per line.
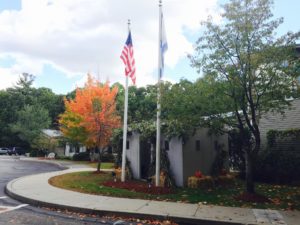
left=0, top=204, right=28, bottom=214
left=0, top=196, right=7, bottom=199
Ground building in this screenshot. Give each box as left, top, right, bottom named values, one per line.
left=41, top=129, right=65, bottom=156
left=42, top=129, right=86, bottom=157
left=126, top=128, right=229, bottom=187
left=259, top=98, right=300, bottom=149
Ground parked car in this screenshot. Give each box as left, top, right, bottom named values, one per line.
left=8, top=147, right=26, bottom=155
left=0, top=147, right=9, bottom=155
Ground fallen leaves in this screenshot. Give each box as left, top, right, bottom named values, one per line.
left=270, top=198, right=281, bottom=205
left=103, top=180, right=175, bottom=195
left=41, top=206, right=179, bottom=225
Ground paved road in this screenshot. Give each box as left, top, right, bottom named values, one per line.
left=0, top=156, right=142, bottom=225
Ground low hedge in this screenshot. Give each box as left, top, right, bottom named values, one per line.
left=254, top=150, right=300, bottom=184
left=72, top=152, right=90, bottom=161
left=101, top=153, right=115, bottom=162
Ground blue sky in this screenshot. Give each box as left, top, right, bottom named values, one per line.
left=0, top=0, right=299, bottom=94
left=0, top=0, right=21, bottom=11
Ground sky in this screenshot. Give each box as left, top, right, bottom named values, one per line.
left=0, top=0, right=299, bottom=94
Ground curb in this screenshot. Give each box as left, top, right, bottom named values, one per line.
left=5, top=183, right=244, bottom=225
left=20, top=158, right=69, bottom=170
left=5, top=172, right=246, bottom=225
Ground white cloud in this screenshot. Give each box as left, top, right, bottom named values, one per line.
left=0, top=67, right=19, bottom=89
left=0, top=0, right=220, bottom=91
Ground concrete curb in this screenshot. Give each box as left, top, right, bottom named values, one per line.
left=5, top=168, right=250, bottom=225
left=4, top=158, right=298, bottom=225
left=19, top=157, right=70, bottom=170
left=5, top=182, right=243, bottom=225
left=5, top=158, right=257, bottom=225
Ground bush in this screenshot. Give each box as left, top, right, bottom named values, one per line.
left=56, top=155, right=71, bottom=160
left=254, top=150, right=300, bottom=184
left=254, top=129, right=300, bottom=184
left=72, top=152, right=90, bottom=161
left=29, top=149, right=48, bottom=157
left=101, top=153, right=115, bottom=162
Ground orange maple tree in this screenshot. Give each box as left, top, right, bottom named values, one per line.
left=59, top=105, right=91, bottom=147
left=60, top=75, right=121, bottom=171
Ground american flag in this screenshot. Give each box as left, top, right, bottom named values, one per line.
left=120, top=31, right=136, bottom=84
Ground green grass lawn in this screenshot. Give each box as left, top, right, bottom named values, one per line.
left=55, top=160, right=114, bottom=169
left=73, top=161, right=114, bottom=169
left=49, top=171, right=300, bottom=210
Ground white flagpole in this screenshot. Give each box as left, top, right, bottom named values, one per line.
left=155, top=0, right=162, bottom=187
left=121, top=19, right=130, bottom=182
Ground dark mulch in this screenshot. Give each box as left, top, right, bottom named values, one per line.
left=235, top=192, right=271, bottom=203
left=103, top=180, right=175, bottom=195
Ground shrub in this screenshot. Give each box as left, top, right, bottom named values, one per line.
left=101, top=153, right=115, bottom=162
left=254, top=150, right=300, bottom=184
left=72, top=152, right=90, bottom=161
left=211, top=142, right=227, bottom=177
left=254, top=129, right=300, bottom=184
left=29, top=149, right=48, bottom=157
left=56, top=155, right=71, bottom=160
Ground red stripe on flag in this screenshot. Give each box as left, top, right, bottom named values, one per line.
left=120, top=37, right=136, bottom=84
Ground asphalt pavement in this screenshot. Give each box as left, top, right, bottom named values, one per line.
left=0, top=156, right=144, bottom=225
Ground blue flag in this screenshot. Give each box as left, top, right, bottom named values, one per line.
left=160, top=11, right=168, bottom=77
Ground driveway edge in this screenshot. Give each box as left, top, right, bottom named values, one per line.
left=5, top=182, right=243, bottom=225
left=5, top=166, right=248, bottom=225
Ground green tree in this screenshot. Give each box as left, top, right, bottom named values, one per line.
left=161, top=79, right=204, bottom=138
left=0, top=90, right=24, bottom=146
left=32, top=87, right=65, bottom=128
left=14, top=73, right=35, bottom=90
left=10, top=105, right=51, bottom=148
left=190, top=0, right=300, bottom=193
left=0, top=73, right=65, bottom=146
left=32, top=133, right=60, bottom=155
left=113, top=83, right=157, bottom=124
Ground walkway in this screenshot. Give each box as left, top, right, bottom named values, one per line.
left=5, top=159, right=300, bottom=225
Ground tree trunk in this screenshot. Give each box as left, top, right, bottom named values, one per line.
left=245, top=151, right=255, bottom=193
left=97, top=147, right=101, bottom=172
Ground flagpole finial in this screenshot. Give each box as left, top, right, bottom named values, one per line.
left=127, top=19, right=131, bottom=31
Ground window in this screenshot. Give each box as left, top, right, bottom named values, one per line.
left=126, top=141, right=130, bottom=150
left=214, top=141, right=218, bottom=151
left=196, top=140, right=200, bottom=151
left=165, top=140, right=169, bottom=151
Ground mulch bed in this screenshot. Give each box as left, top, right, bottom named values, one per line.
left=103, top=180, right=175, bottom=195
left=235, top=192, right=271, bottom=203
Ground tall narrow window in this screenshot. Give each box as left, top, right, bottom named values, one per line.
left=165, top=140, right=169, bottom=151
left=196, top=140, right=200, bottom=151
